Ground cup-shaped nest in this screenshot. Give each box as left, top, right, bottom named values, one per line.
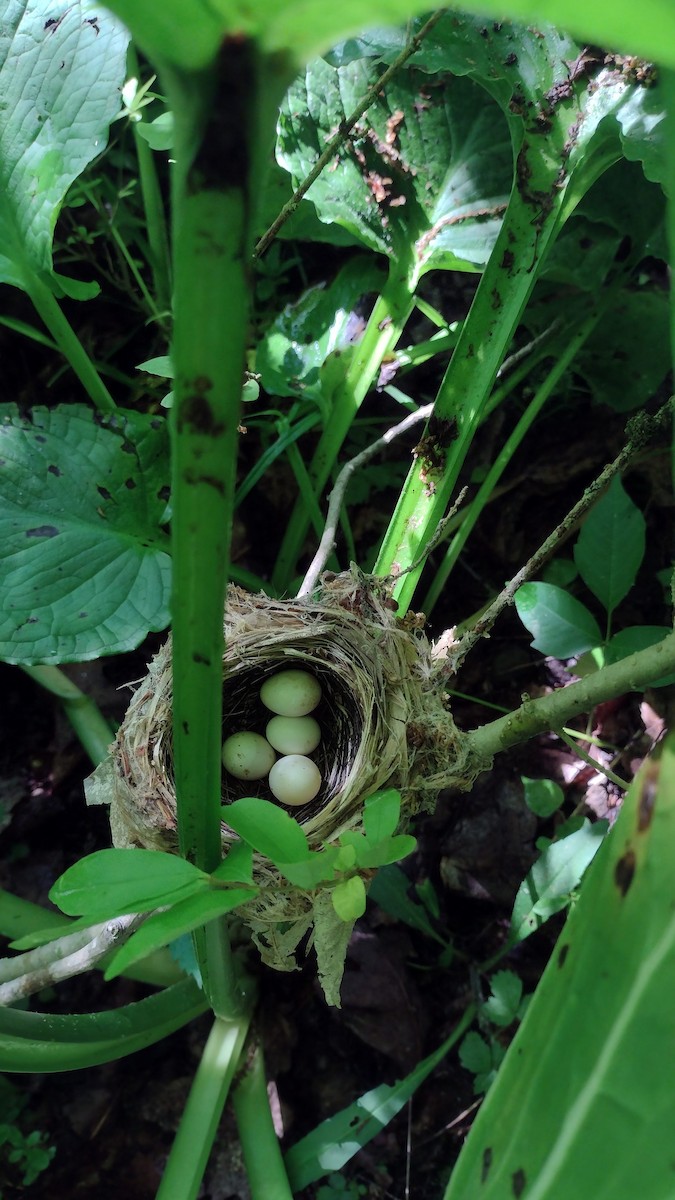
left=86, top=569, right=486, bottom=1001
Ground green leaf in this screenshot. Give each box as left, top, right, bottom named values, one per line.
left=542, top=558, right=578, bottom=589
left=445, top=734, right=675, bottom=1200
left=0, top=405, right=171, bottom=664
left=104, top=888, right=254, bottom=979
left=605, top=626, right=675, bottom=687
left=134, top=110, right=174, bottom=151
left=515, top=582, right=603, bottom=658
left=138, top=355, right=173, bottom=378
left=0, top=1, right=128, bottom=296
left=285, top=1004, right=475, bottom=1190
left=481, top=970, right=523, bottom=1027
left=224, top=797, right=310, bottom=862
left=257, top=257, right=385, bottom=404
left=211, top=840, right=254, bottom=884
left=458, top=1031, right=493, bottom=1075
left=277, top=56, right=511, bottom=269
left=0, top=978, right=206, bottom=1072
left=510, top=819, right=608, bottom=944
left=362, top=788, right=401, bottom=843
left=574, top=477, right=646, bottom=615
left=368, top=866, right=447, bottom=944
left=275, top=849, right=339, bottom=889
left=576, top=290, right=670, bottom=412
left=331, top=876, right=366, bottom=922
left=49, top=849, right=208, bottom=918
left=338, top=828, right=416, bottom=869
left=522, top=777, right=565, bottom=819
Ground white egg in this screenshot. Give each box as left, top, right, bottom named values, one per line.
left=268, top=754, right=322, bottom=806
left=265, top=715, right=321, bottom=756
left=260, top=669, right=322, bottom=717
left=222, top=731, right=276, bottom=781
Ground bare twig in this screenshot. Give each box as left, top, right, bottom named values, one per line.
left=0, top=913, right=143, bottom=1005
left=298, top=404, right=433, bottom=596
left=254, top=10, right=447, bottom=259
left=449, top=399, right=674, bottom=673
left=496, top=318, right=562, bottom=379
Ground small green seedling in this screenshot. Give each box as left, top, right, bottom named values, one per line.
left=459, top=970, right=530, bottom=1094
left=515, top=476, right=673, bottom=683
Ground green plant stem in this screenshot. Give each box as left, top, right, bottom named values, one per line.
left=155, top=1015, right=250, bottom=1200
left=271, top=254, right=418, bottom=592
left=373, top=180, right=569, bottom=614
left=165, top=43, right=292, bottom=1018
left=20, top=665, right=115, bottom=766
left=232, top=1038, right=294, bottom=1200
left=464, top=631, right=675, bottom=763
left=664, top=68, right=675, bottom=479
left=25, top=277, right=116, bottom=412
left=422, top=305, right=603, bottom=614
left=127, top=46, right=172, bottom=314
left=167, top=63, right=251, bottom=1016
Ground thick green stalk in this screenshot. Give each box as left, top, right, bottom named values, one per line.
left=232, top=1038, right=294, bottom=1200
left=465, top=632, right=675, bottom=763
left=156, top=1016, right=250, bottom=1200
left=26, top=276, right=116, bottom=412
left=373, top=180, right=569, bottom=613
left=271, top=251, right=418, bottom=592
left=664, top=69, right=675, bottom=475
left=422, top=305, right=603, bottom=614
left=166, top=42, right=292, bottom=1017
left=166, top=52, right=253, bottom=1017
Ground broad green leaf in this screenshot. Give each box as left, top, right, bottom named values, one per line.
left=605, top=626, right=675, bottom=687
left=510, top=819, right=608, bottom=943
left=326, top=16, right=667, bottom=237
left=285, top=1003, right=475, bottom=1190
left=104, top=888, right=254, bottom=979
left=574, top=477, right=646, bottom=614
left=576, top=291, right=671, bottom=411
left=522, top=777, right=565, bottom=819
left=515, top=582, right=602, bottom=658
left=0, top=977, right=206, bottom=1072
left=257, top=257, right=385, bottom=404
left=0, top=1, right=128, bottom=296
left=277, top=55, right=511, bottom=270
left=49, top=849, right=208, bottom=918
left=0, top=405, right=171, bottom=664
left=481, top=971, right=523, bottom=1027
left=445, top=735, right=675, bottom=1200
left=224, top=797, right=310, bottom=862
left=362, top=788, right=401, bottom=843
left=540, top=217, right=623, bottom=292
left=331, top=876, right=366, bottom=921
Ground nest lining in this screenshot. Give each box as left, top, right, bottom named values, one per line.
left=88, top=569, right=489, bottom=992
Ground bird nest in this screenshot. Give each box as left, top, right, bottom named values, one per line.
left=86, top=568, right=488, bottom=1003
